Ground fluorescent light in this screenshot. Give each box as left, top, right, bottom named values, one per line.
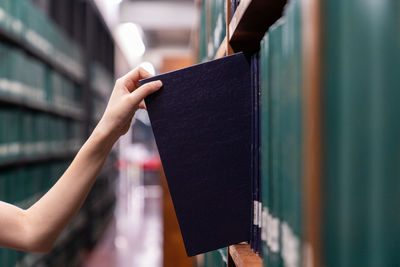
left=116, top=23, right=146, bottom=64
left=139, top=61, right=156, bottom=76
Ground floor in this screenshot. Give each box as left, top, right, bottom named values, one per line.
left=84, top=166, right=163, bottom=267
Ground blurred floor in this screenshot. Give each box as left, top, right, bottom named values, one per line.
left=84, top=165, right=163, bottom=267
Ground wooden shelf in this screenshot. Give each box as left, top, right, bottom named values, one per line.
left=214, top=36, right=228, bottom=59
left=0, top=94, right=84, bottom=121
left=213, top=0, right=286, bottom=58
left=0, top=26, right=84, bottom=85
left=228, top=0, right=286, bottom=52
left=228, top=244, right=263, bottom=267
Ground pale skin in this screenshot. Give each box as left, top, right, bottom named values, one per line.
left=0, top=67, right=162, bottom=253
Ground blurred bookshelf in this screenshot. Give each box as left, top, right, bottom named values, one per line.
left=0, top=0, right=117, bottom=266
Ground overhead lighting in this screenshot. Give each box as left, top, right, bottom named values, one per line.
left=139, top=61, right=156, bottom=76
left=109, top=0, right=123, bottom=5
left=116, top=23, right=146, bottom=64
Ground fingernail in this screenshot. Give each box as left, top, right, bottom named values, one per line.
left=155, top=80, right=163, bottom=87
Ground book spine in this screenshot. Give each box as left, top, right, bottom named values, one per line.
left=260, top=32, right=270, bottom=262
left=250, top=52, right=256, bottom=251
left=255, top=52, right=262, bottom=255
left=269, top=21, right=284, bottom=267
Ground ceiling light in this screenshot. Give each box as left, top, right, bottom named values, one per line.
left=115, top=23, right=146, bottom=64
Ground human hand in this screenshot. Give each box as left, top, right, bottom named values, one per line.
left=95, top=67, right=162, bottom=143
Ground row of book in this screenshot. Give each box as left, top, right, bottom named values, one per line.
left=0, top=108, right=83, bottom=161
left=259, top=0, right=302, bottom=266
left=90, top=62, right=114, bottom=100
left=200, top=0, right=302, bottom=266
left=260, top=0, right=400, bottom=266
left=0, top=1, right=117, bottom=266
left=0, top=160, right=70, bottom=267
left=0, top=0, right=84, bottom=80
left=50, top=70, right=83, bottom=114
left=198, top=0, right=226, bottom=62
left=0, top=161, right=69, bottom=207
left=0, top=42, right=83, bottom=115
left=91, top=96, right=107, bottom=123
left=199, top=0, right=400, bottom=266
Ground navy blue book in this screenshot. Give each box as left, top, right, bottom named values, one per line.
left=255, top=52, right=262, bottom=255
left=140, top=52, right=252, bottom=256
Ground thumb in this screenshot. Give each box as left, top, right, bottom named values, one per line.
left=130, top=80, right=162, bottom=104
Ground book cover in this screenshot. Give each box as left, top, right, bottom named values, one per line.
left=141, top=52, right=252, bottom=256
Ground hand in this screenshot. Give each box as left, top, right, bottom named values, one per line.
left=0, top=67, right=162, bottom=254
left=95, top=67, right=162, bottom=143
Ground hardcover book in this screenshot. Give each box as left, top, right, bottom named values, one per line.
left=140, top=52, right=252, bottom=256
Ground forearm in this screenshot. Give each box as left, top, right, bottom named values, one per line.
left=24, top=124, right=116, bottom=252
left=0, top=67, right=161, bottom=253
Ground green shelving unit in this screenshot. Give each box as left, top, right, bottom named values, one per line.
left=0, top=0, right=118, bottom=266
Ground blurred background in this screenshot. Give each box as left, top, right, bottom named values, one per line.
left=1, top=0, right=400, bottom=267
left=0, top=0, right=197, bottom=266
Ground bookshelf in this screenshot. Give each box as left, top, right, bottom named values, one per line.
left=200, top=0, right=301, bottom=266
left=0, top=0, right=118, bottom=266
left=214, top=0, right=287, bottom=58
left=214, top=36, right=228, bottom=59
left=0, top=151, right=76, bottom=170
left=0, top=93, right=84, bottom=120
left=228, top=0, right=286, bottom=52
left=0, top=26, right=84, bottom=84
left=190, top=0, right=400, bottom=265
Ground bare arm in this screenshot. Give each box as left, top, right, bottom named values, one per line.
left=0, top=67, right=162, bottom=253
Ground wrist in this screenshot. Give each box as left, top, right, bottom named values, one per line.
left=91, top=119, right=119, bottom=148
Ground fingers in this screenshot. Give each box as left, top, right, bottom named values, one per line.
left=129, top=80, right=162, bottom=104
left=118, top=67, right=153, bottom=92
left=124, top=67, right=152, bottom=82
left=139, top=100, right=147, bottom=109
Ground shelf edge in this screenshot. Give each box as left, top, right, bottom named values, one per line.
left=214, top=36, right=228, bottom=59
left=228, top=243, right=262, bottom=267
left=228, top=0, right=253, bottom=41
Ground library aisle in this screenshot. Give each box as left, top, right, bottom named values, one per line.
left=83, top=163, right=163, bottom=267
left=1, top=0, right=400, bottom=267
